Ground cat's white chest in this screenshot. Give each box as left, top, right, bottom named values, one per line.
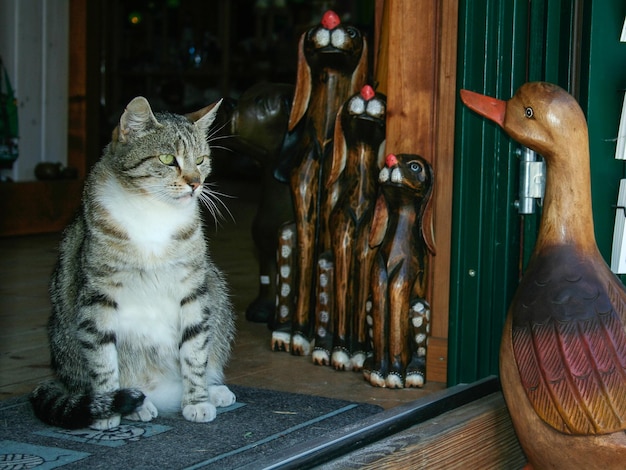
left=96, top=176, right=200, bottom=342
left=114, top=268, right=185, bottom=400
left=117, top=199, right=186, bottom=252
left=115, top=269, right=182, bottom=344
left=99, top=177, right=196, bottom=257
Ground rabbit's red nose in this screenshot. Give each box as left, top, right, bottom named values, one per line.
left=386, top=154, right=398, bottom=168
left=360, top=85, right=375, bottom=101
left=321, top=10, right=341, bottom=30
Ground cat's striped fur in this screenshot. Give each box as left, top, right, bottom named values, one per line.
left=29, top=97, right=236, bottom=430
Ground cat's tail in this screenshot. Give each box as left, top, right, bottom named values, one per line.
left=29, top=380, right=145, bottom=429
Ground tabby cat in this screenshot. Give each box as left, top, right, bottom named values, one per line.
left=29, top=97, right=236, bottom=430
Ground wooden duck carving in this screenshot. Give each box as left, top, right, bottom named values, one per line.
left=363, top=153, right=436, bottom=388
left=272, top=10, right=367, bottom=355
left=312, top=85, right=386, bottom=370
left=461, top=82, right=626, bottom=468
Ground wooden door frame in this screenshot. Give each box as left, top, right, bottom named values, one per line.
left=68, top=0, right=102, bottom=177
left=375, top=0, right=458, bottom=383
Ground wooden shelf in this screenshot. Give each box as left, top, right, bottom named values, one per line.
left=0, top=180, right=84, bottom=237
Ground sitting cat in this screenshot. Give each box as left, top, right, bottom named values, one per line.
left=29, top=97, right=236, bottom=430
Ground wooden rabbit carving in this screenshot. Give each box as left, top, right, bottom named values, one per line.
left=364, top=153, right=436, bottom=388
left=272, top=10, right=368, bottom=355
left=312, top=85, right=386, bottom=370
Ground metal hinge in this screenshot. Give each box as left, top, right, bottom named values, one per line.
left=515, top=147, right=545, bottom=214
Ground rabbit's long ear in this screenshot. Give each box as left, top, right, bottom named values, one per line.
left=351, top=38, right=369, bottom=94
left=421, top=169, right=437, bottom=255
left=288, top=34, right=311, bottom=131
left=377, top=139, right=387, bottom=169
left=369, top=193, right=389, bottom=248
left=326, top=106, right=347, bottom=188
left=421, top=198, right=436, bottom=255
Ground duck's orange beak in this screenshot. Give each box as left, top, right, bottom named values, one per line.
left=460, top=89, right=506, bottom=128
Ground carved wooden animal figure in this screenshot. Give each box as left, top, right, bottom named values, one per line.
left=273, top=222, right=298, bottom=347
left=207, top=87, right=293, bottom=325
left=220, top=83, right=296, bottom=324
left=272, top=10, right=368, bottom=355
left=312, top=85, right=386, bottom=370
left=364, top=153, right=435, bottom=388
left=311, top=252, right=334, bottom=360
left=461, top=83, right=626, bottom=468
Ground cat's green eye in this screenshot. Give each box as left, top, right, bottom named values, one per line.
left=196, top=155, right=207, bottom=165
left=158, top=154, right=176, bottom=166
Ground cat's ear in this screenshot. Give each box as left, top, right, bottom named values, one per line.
left=188, top=99, right=222, bottom=134
left=117, top=97, right=161, bottom=143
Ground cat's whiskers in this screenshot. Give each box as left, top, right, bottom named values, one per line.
left=207, top=134, right=237, bottom=145
left=206, top=121, right=240, bottom=153
left=198, top=184, right=235, bottom=229
left=208, top=138, right=238, bottom=154
left=209, top=145, right=234, bottom=154
left=206, top=119, right=230, bottom=140
left=126, top=180, right=175, bottom=200
left=119, top=181, right=198, bottom=210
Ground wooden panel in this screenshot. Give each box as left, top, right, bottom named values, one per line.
left=431, top=0, right=458, bottom=343
left=426, top=336, right=447, bottom=383
left=68, top=0, right=102, bottom=176
left=0, top=180, right=83, bottom=236
left=68, top=0, right=88, bottom=177
left=375, top=0, right=459, bottom=383
left=378, top=2, right=437, bottom=156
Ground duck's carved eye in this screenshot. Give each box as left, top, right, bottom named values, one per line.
left=158, top=154, right=177, bottom=166
left=525, top=107, right=534, bottom=118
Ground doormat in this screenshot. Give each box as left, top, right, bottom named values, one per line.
left=0, top=385, right=382, bottom=469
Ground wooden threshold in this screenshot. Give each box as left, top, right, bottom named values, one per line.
left=242, top=376, right=525, bottom=469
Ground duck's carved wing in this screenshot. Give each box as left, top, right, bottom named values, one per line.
left=511, top=251, right=626, bottom=436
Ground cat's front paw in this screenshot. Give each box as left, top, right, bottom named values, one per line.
left=91, top=415, right=121, bottom=430
left=125, top=399, right=158, bottom=422
left=183, top=402, right=217, bottom=423
left=208, top=385, right=236, bottom=408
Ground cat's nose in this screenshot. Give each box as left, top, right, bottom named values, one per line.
left=186, top=178, right=201, bottom=192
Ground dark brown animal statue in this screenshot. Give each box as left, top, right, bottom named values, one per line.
left=272, top=10, right=368, bottom=355
left=312, top=85, right=386, bottom=370
left=213, top=82, right=296, bottom=324
left=364, top=153, right=435, bottom=388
